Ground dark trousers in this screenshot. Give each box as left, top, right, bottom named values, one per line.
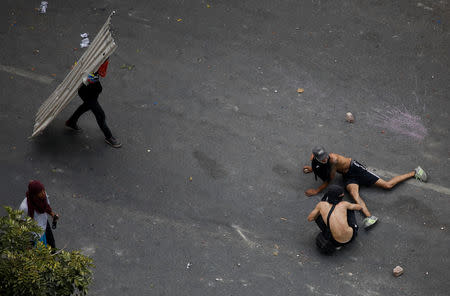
left=68, top=99, right=113, bottom=139
left=45, top=221, right=56, bottom=249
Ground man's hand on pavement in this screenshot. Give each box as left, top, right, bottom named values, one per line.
left=303, top=166, right=312, bottom=174
left=305, top=188, right=319, bottom=196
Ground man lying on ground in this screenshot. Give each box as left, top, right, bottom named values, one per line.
left=303, top=146, right=427, bottom=228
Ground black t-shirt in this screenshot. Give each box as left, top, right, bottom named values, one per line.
left=78, top=81, right=102, bottom=101
left=312, top=157, right=331, bottom=182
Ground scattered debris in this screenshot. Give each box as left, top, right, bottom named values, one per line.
left=417, top=2, right=433, bottom=11
left=80, top=39, right=90, bottom=48
left=272, top=244, right=279, bottom=256
left=345, top=112, right=355, bottom=123
left=80, top=33, right=90, bottom=48
left=393, top=266, right=404, bottom=277
left=297, top=88, right=304, bottom=93
left=39, top=1, right=48, bottom=14
left=120, top=64, right=135, bottom=70
left=186, top=262, right=192, bottom=269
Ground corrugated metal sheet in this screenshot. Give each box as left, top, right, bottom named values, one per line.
left=32, top=12, right=117, bottom=137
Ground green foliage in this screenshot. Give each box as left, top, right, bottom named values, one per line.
left=0, top=206, right=94, bottom=296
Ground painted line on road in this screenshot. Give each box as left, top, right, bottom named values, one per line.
left=369, top=167, right=450, bottom=196
left=0, top=64, right=54, bottom=84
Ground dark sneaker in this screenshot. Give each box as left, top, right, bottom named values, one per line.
left=105, top=137, right=122, bottom=148
left=65, top=121, right=82, bottom=131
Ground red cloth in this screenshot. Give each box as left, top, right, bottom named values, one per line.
left=26, top=180, right=52, bottom=218
left=97, top=59, right=109, bottom=77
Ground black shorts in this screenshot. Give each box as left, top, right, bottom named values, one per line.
left=343, top=160, right=380, bottom=187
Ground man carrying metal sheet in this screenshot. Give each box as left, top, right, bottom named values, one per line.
left=65, top=59, right=121, bottom=148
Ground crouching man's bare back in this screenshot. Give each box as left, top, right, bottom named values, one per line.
left=308, top=200, right=362, bottom=244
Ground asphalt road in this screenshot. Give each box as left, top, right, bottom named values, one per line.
left=1, top=0, right=449, bottom=295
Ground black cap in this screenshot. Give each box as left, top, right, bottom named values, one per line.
left=312, top=146, right=328, bottom=162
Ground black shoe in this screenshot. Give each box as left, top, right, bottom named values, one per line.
left=105, top=137, right=122, bottom=148
left=65, top=120, right=82, bottom=131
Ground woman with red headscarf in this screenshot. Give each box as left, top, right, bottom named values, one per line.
left=19, top=180, right=59, bottom=248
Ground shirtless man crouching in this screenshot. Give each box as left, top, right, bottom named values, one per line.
left=303, top=146, right=428, bottom=228
left=308, top=185, right=361, bottom=252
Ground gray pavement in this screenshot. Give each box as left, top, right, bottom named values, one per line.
left=1, top=0, right=449, bottom=295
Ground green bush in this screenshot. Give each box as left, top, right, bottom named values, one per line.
left=0, top=206, right=94, bottom=296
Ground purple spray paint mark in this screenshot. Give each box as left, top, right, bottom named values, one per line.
left=370, top=106, right=427, bottom=140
